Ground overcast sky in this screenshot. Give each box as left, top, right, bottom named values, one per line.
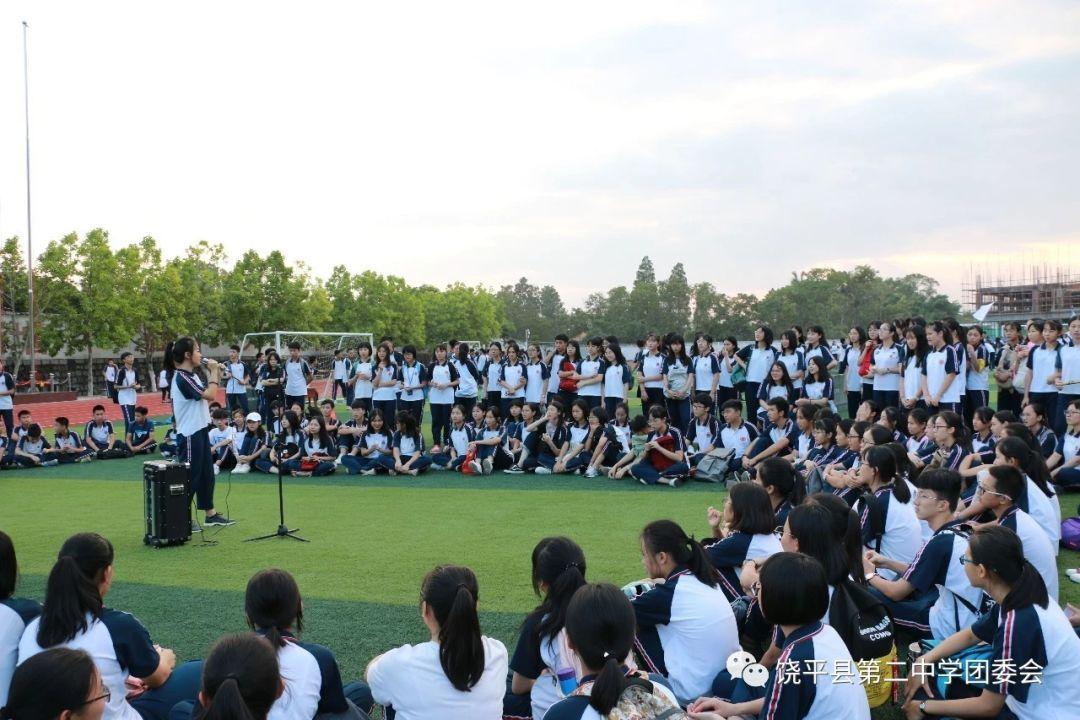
left=1, top=1, right=1078, bottom=307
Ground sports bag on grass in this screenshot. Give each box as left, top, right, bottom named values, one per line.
left=695, top=447, right=734, bottom=482
left=1061, top=516, right=1080, bottom=551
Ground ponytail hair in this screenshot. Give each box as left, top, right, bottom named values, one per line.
left=527, top=537, right=587, bottom=643
left=997, top=435, right=1055, bottom=500
left=563, top=583, right=650, bottom=716
left=198, top=633, right=281, bottom=720
left=759, top=457, right=806, bottom=507
left=420, top=565, right=485, bottom=691
left=2, top=648, right=96, bottom=720
left=164, top=336, right=198, bottom=372
left=640, top=520, right=717, bottom=587
left=38, top=533, right=113, bottom=647
left=244, top=569, right=303, bottom=649
left=969, top=525, right=1048, bottom=612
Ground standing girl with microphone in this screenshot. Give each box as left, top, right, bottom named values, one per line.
left=164, top=336, right=235, bottom=527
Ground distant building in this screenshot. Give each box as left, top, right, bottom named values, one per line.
left=966, top=270, right=1080, bottom=330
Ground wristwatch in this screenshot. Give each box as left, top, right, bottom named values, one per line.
left=919, top=700, right=927, bottom=714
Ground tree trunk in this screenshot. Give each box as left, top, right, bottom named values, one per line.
left=87, top=343, right=95, bottom=396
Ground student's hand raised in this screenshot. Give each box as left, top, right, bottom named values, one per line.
left=706, top=505, right=723, bottom=529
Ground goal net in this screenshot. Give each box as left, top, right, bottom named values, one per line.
left=239, top=330, right=374, bottom=401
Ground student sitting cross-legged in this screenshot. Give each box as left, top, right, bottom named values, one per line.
left=523, top=403, right=568, bottom=475
left=253, top=410, right=303, bottom=475
left=740, top=397, right=799, bottom=479
left=372, top=410, right=432, bottom=476
left=125, top=406, right=158, bottom=455
left=627, top=405, right=689, bottom=486
left=288, top=415, right=337, bottom=477
left=11, top=424, right=54, bottom=468
left=351, top=410, right=393, bottom=476
left=41, top=417, right=92, bottom=464
left=430, top=404, right=475, bottom=472
left=703, top=482, right=784, bottom=602
left=469, top=406, right=514, bottom=475
left=83, top=405, right=129, bottom=459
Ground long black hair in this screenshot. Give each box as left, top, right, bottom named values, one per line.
left=801, top=493, right=865, bottom=585
left=245, top=568, right=303, bottom=650
left=864, top=445, right=910, bottom=502
left=525, top=537, right=587, bottom=643
left=564, top=583, right=651, bottom=716
left=998, top=433, right=1055, bottom=499
left=0, top=530, right=17, bottom=601
left=729, top=482, right=780, bottom=535
left=37, top=533, right=114, bottom=647
left=640, top=520, right=716, bottom=587
left=904, top=324, right=929, bottom=368
left=198, top=633, right=281, bottom=720
left=163, top=336, right=198, bottom=371
left=969, top=526, right=1048, bottom=612
left=421, top=565, right=485, bottom=692
left=1, top=648, right=98, bottom=720
left=758, top=456, right=806, bottom=507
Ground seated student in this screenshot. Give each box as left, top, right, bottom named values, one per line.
left=181, top=634, right=282, bottom=720
left=468, top=406, right=513, bottom=475
left=354, top=410, right=393, bottom=477
left=83, top=406, right=129, bottom=459
left=265, top=399, right=286, bottom=437
left=2, top=648, right=109, bottom=720
left=506, top=537, right=589, bottom=720
left=801, top=416, right=847, bottom=493
left=969, top=405, right=996, bottom=461
left=703, top=482, right=784, bottom=601
left=575, top=407, right=623, bottom=478
left=741, top=398, right=799, bottom=477
left=544, top=583, right=680, bottom=720
left=877, top=405, right=908, bottom=445
left=1049, top=396, right=1080, bottom=488
left=289, top=415, right=337, bottom=477
left=755, top=456, right=806, bottom=528
left=1, top=531, right=42, bottom=707
left=160, top=419, right=178, bottom=458
left=318, top=399, right=340, bottom=443
left=208, top=409, right=237, bottom=476
left=11, top=424, right=54, bottom=468
left=913, top=410, right=969, bottom=477
left=627, top=405, right=688, bottom=487
left=684, top=393, right=721, bottom=468
left=790, top=403, right=818, bottom=464
left=233, top=413, right=267, bottom=472
left=606, top=402, right=632, bottom=458
left=855, top=397, right=881, bottom=424
left=715, top=399, right=759, bottom=480
left=469, top=403, right=486, bottom=436
left=904, top=525, right=1080, bottom=720
left=904, top=407, right=935, bottom=467
left=42, top=417, right=92, bottom=464
left=855, top=446, right=922, bottom=580
left=125, top=407, right=157, bottom=456
left=431, top=405, right=475, bottom=472
left=502, top=401, right=525, bottom=458
left=17, top=533, right=201, bottom=720
left=254, top=411, right=303, bottom=475
left=557, top=406, right=612, bottom=477
left=504, top=401, right=540, bottom=473
left=971, top=465, right=1060, bottom=601
left=364, top=565, right=508, bottom=720
left=862, top=469, right=984, bottom=641
left=629, top=520, right=738, bottom=705
left=373, top=410, right=431, bottom=477
left=688, top=553, right=872, bottom=720
left=608, top=414, right=650, bottom=480
left=755, top=362, right=797, bottom=427
left=552, top=400, right=590, bottom=475
left=1021, top=401, right=1057, bottom=459
left=797, top=355, right=836, bottom=413
left=525, top=404, right=568, bottom=475
left=335, top=400, right=368, bottom=460
left=3, top=411, right=32, bottom=464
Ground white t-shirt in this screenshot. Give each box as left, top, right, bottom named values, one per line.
left=872, top=343, right=903, bottom=392
left=367, top=637, right=508, bottom=720
left=284, top=359, right=310, bottom=397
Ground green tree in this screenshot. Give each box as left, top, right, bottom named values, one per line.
left=420, top=283, right=502, bottom=344
left=1, top=238, right=31, bottom=377
left=628, top=256, right=661, bottom=337
left=658, top=262, right=692, bottom=335
left=173, top=241, right=227, bottom=346
left=121, top=237, right=192, bottom=385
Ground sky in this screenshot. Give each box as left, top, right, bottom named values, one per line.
left=0, top=1, right=1078, bottom=308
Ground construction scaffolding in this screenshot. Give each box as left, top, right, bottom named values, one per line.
left=964, top=266, right=1080, bottom=326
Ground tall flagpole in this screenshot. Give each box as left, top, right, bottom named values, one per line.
left=23, top=21, right=36, bottom=392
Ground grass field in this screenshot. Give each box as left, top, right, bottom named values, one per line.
left=2, top=400, right=1078, bottom=719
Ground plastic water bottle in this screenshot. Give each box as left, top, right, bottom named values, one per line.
left=556, top=666, right=577, bottom=695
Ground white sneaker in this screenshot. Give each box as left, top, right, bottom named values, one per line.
left=1070, top=574, right=1080, bottom=584
left=213, top=465, right=220, bottom=476
left=469, top=460, right=483, bottom=474
left=481, top=457, right=494, bottom=475
left=534, top=467, right=551, bottom=475
left=361, top=468, right=377, bottom=476
left=585, top=466, right=599, bottom=478
left=1067, top=568, right=1080, bottom=578
left=431, top=464, right=447, bottom=471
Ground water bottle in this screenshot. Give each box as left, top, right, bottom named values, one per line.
left=556, top=666, right=577, bottom=696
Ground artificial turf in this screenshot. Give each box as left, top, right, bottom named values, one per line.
left=2, top=402, right=1077, bottom=720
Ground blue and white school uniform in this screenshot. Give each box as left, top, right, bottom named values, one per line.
left=371, top=364, right=400, bottom=419
left=638, top=351, right=667, bottom=406
left=747, top=419, right=799, bottom=464
left=901, top=353, right=924, bottom=408
left=12, top=435, right=48, bottom=467
left=366, top=635, right=508, bottom=720
left=544, top=674, right=679, bottom=720
left=452, top=356, right=481, bottom=411
left=259, top=630, right=353, bottom=720
left=352, top=359, right=375, bottom=407
left=777, top=350, right=805, bottom=391
left=127, top=421, right=156, bottom=454
left=803, top=343, right=833, bottom=370
left=601, top=363, right=631, bottom=418
left=525, top=361, right=550, bottom=404
left=629, top=426, right=688, bottom=484
left=397, top=361, right=428, bottom=423
left=575, top=355, right=605, bottom=410
left=739, top=345, right=777, bottom=420
left=0, top=598, right=40, bottom=706
left=966, top=342, right=992, bottom=412
left=1053, top=344, right=1080, bottom=434
left=283, top=359, right=312, bottom=403
left=546, top=352, right=566, bottom=403
left=717, top=353, right=738, bottom=404
left=432, top=424, right=475, bottom=470
left=378, top=431, right=431, bottom=473
left=759, top=622, right=871, bottom=720
left=608, top=419, right=632, bottom=455
left=224, top=360, right=249, bottom=413
left=951, top=340, right=968, bottom=398
left=717, top=422, right=759, bottom=460
left=803, top=376, right=836, bottom=413
left=0, top=371, right=14, bottom=438
left=692, top=353, right=721, bottom=397
left=704, top=531, right=783, bottom=601
left=291, top=437, right=337, bottom=476
left=427, top=360, right=459, bottom=448
left=630, top=568, right=740, bottom=703
left=525, top=422, right=568, bottom=471
left=1053, top=429, right=1080, bottom=488
left=755, top=382, right=795, bottom=423
left=115, top=366, right=140, bottom=427
left=890, top=520, right=983, bottom=640
left=86, top=420, right=117, bottom=452
left=1026, top=342, right=1061, bottom=412
left=922, top=345, right=962, bottom=411
left=207, top=426, right=236, bottom=463
left=499, top=361, right=528, bottom=414
left=1016, top=476, right=1061, bottom=554
left=842, top=345, right=864, bottom=418
left=509, top=614, right=586, bottom=720
left=871, top=342, right=903, bottom=410
left=684, top=415, right=721, bottom=464
left=970, top=601, right=1080, bottom=719
left=484, top=359, right=504, bottom=409
left=996, top=506, right=1059, bottom=601
left=858, top=485, right=922, bottom=580
left=906, top=433, right=935, bottom=458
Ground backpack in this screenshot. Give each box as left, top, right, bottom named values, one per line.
left=1061, top=517, right=1080, bottom=551
left=829, top=579, right=897, bottom=708
left=858, top=489, right=886, bottom=552
left=695, top=447, right=734, bottom=483
left=647, top=434, right=677, bottom=471
left=571, top=680, right=686, bottom=720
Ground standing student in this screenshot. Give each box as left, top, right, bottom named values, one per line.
left=804, top=325, right=837, bottom=370
left=545, top=335, right=569, bottom=407
left=258, top=351, right=285, bottom=421
left=1053, top=315, right=1080, bottom=435
left=1024, top=319, right=1061, bottom=416
left=995, top=321, right=1025, bottom=414
left=841, top=326, right=869, bottom=418
left=157, top=367, right=170, bottom=403
left=103, top=360, right=118, bottom=404
left=600, top=345, right=631, bottom=420
left=0, top=531, right=41, bottom=708
left=692, top=335, right=721, bottom=409
left=113, top=353, right=141, bottom=433
left=482, top=342, right=505, bottom=411
left=629, top=520, right=739, bottom=705
left=17, top=533, right=202, bottom=720
left=921, top=321, right=962, bottom=414
left=661, top=335, right=694, bottom=433
left=282, top=342, right=312, bottom=410
left=364, top=565, right=508, bottom=720
left=498, top=343, right=528, bottom=418
left=870, top=321, right=903, bottom=412
left=344, top=346, right=359, bottom=405
left=223, top=345, right=249, bottom=414
left=900, top=324, right=928, bottom=415
left=524, top=343, right=550, bottom=408
left=574, top=338, right=605, bottom=411
left=554, top=341, right=581, bottom=409
left=0, top=360, right=14, bottom=440
left=451, top=342, right=481, bottom=418
left=636, top=333, right=666, bottom=411
left=776, top=330, right=806, bottom=393
left=371, top=343, right=400, bottom=422
left=703, top=483, right=784, bottom=602
left=348, top=342, right=375, bottom=413
left=397, top=345, right=428, bottom=427
left=166, top=337, right=233, bottom=526
left=427, top=343, right=460, bottom=450
left=716, top=336, right=741, bottom=407
left=737, top=325, right=777, bottom=421
left=962, top=325, right=991, bottom=427
left=903, top=525, right=1080, bottom=720
left=331, top=348, right=349, bottom=402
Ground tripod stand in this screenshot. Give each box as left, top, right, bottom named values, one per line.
left=246, top=440, right=307, bottom=542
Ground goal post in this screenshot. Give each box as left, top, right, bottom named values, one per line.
left=238, top=330, right=374, bottom=401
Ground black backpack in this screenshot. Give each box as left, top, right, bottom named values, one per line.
left=829, top=578, right=895, bottom=662
left=858, top=489, right=887, bottom=552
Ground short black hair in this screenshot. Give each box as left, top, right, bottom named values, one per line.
left=918, top=469, right=962, bottom=511
left=350, top=399, right=367, bottom=410
left=758, top=552, right=829, bottom=625
left=17, top=410, right=30, bottom=418
left=728, top=482, right=777, bottom=535
left=720, top=399, right=742, bottom=414
left=54, top=417, right=70, bottom=427
left=288, top=342, right=302, bottom=350
left=211, top=408, right=229, bottom=420
left=693, top=392, right=713, bottom=410
left=134, top=406, right=148, bottom=416
left=230, top=344, right=241, bottom=352
left=0, top=530, right=16, bottom=599
left=630, top=415, right=649, bottom=433
left=766, top=397, right=789, bottom=415
left=92, top=405, right=105, bottom=414
left=988, top=464, right=1024, bottom=502
left=319, top=399, right=333, bottom=407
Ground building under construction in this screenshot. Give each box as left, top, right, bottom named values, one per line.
left=965, top=268, right=1080, bottom=327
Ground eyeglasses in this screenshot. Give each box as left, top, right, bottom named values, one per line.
left=932, top=424, right=949, bottom=430
left=80, top=688, right=111, bottom=707
left=976, top=481, right=1010, bottom=500
left=958, top=556, right=977, bottom=567
left=847, top=433, right=860, bottom=439
left=915, top=492, right=943, bottom=503
left=750, top=580, right=761, bottom=597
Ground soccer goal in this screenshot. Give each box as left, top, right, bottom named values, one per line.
left=239, top=330, right=374, bottom=401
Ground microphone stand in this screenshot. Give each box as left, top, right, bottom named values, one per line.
left=246, top=434, right=308, bottom=542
